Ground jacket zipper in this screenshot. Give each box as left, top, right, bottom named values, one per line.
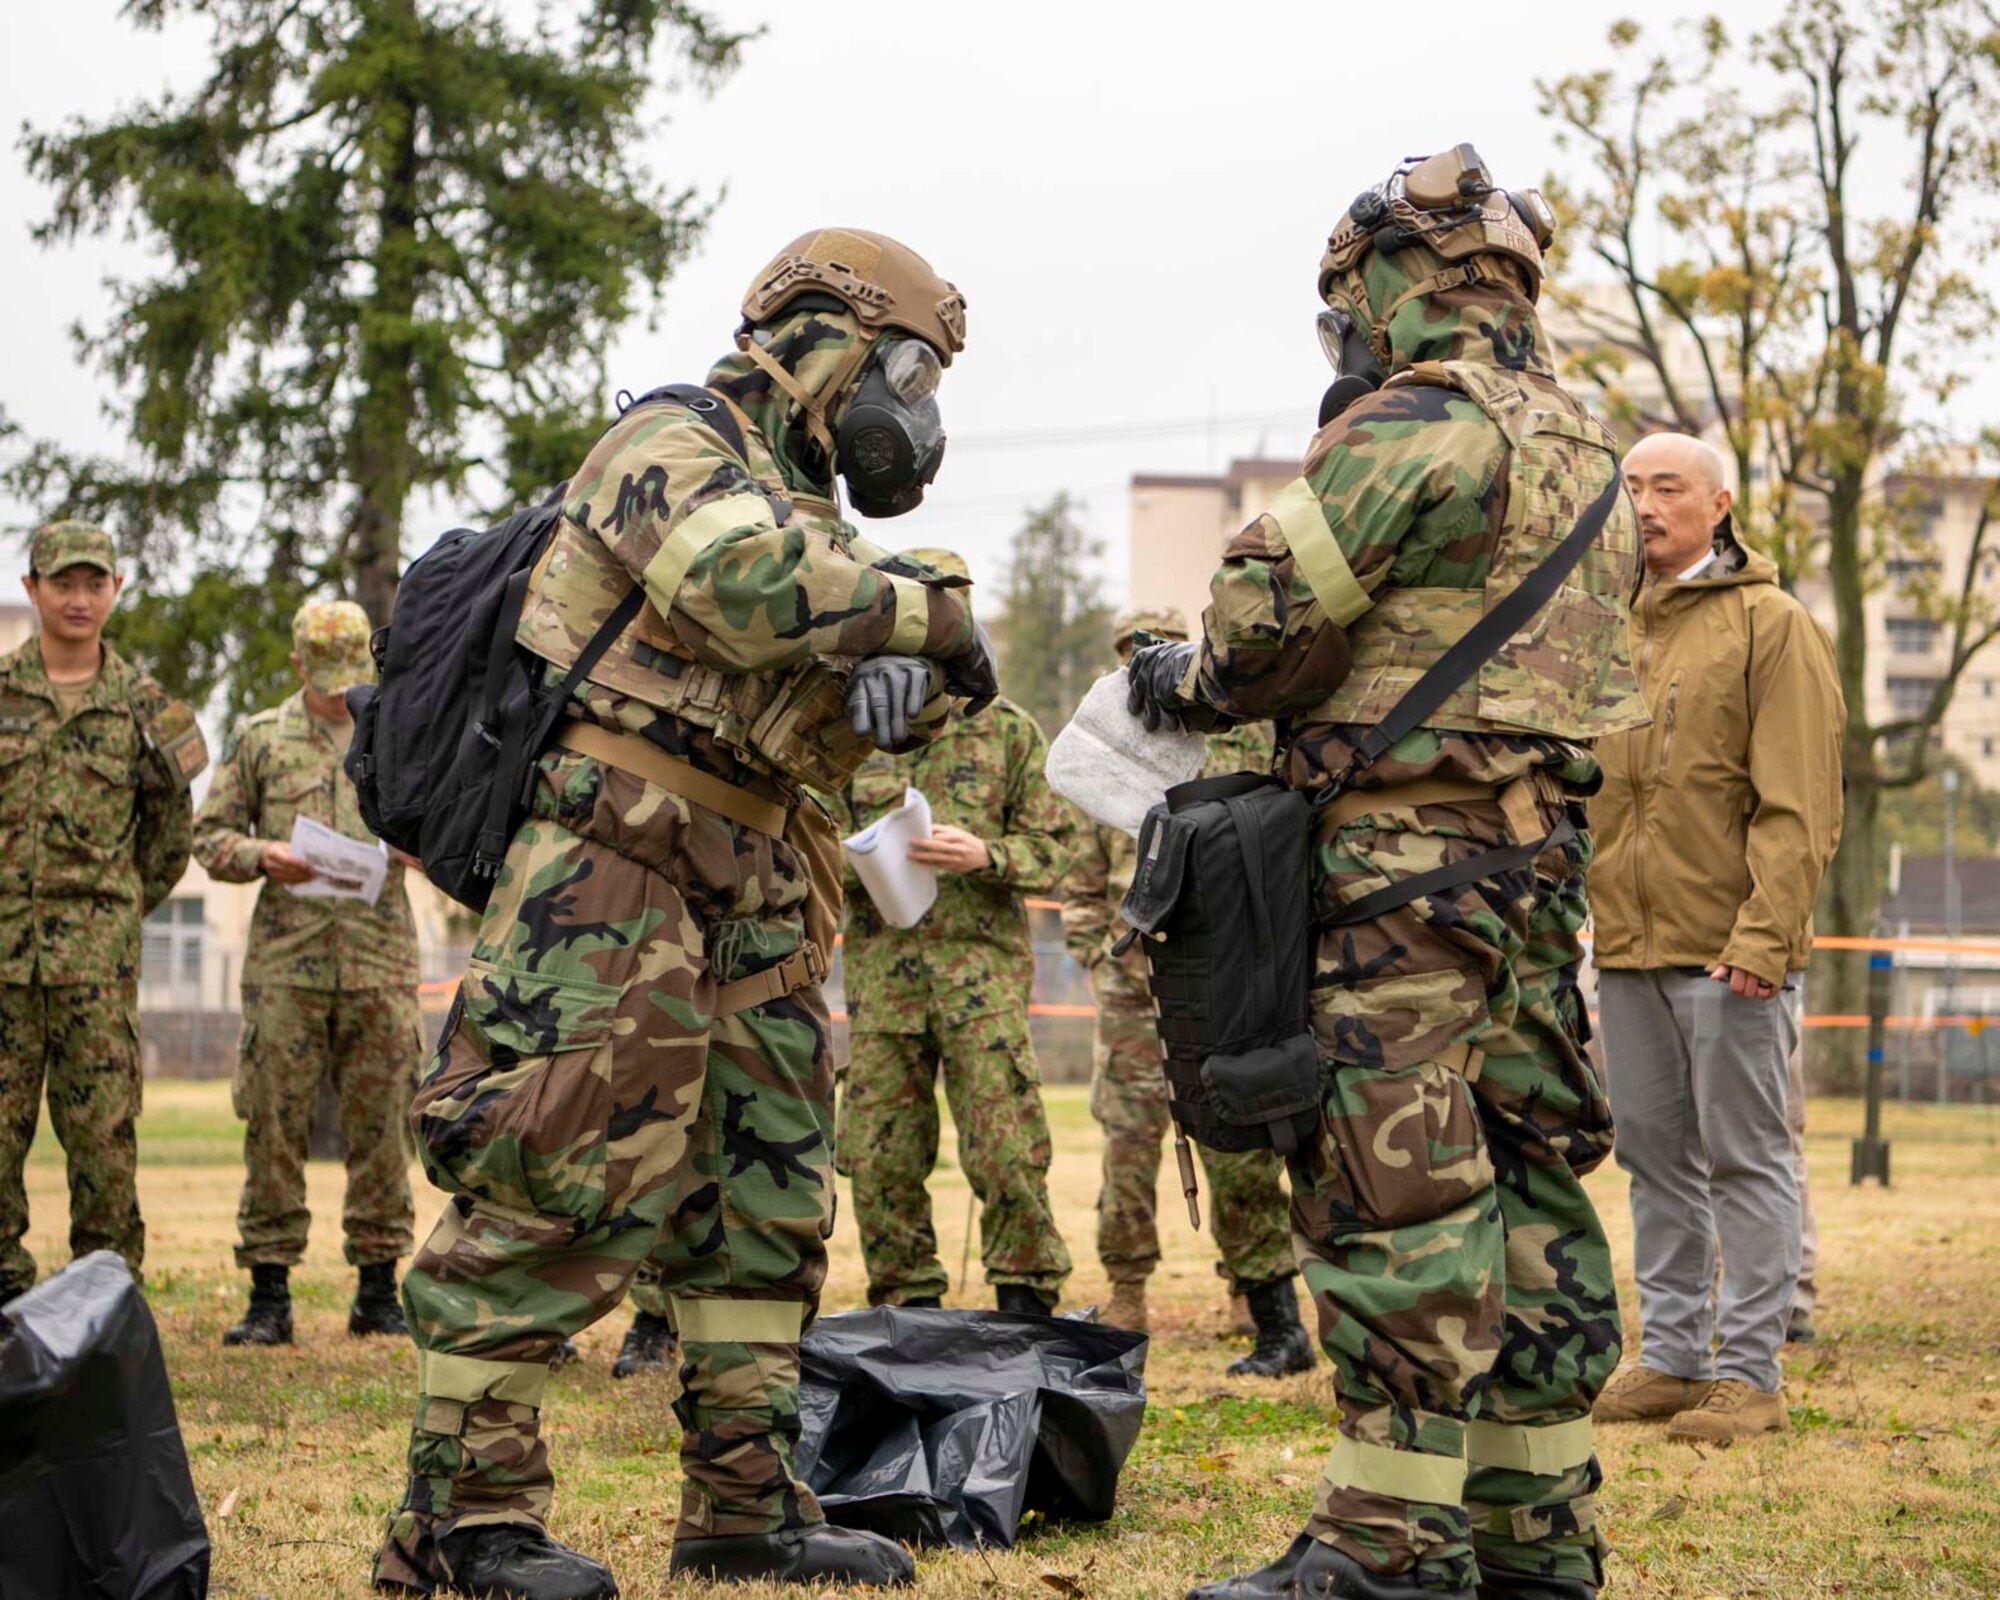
left=1629, top=581, right=1659, bottom=968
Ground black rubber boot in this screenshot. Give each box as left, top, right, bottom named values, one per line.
left=376, top=1524, right=619, bottom=1599
left=670, top=1525, right=914, bottom=1587
left=1226, top=1277, right=1315, bottom=1378
left=1475, top=1572, right=1596, bottom=1600
left=350, top=1263, right=409, bottom=1337
left=549, top=1339, right=581, bottom=1369
left=899, top=1295, right=942, bottom=1309
left=223, top=1263, right=294, bottom=1347
left=995, top=1283, right=1053, bottom=1316
left=1187, top=1533, right=1467, bottom=1599
left=611, top=1310, right=677, bottom=1379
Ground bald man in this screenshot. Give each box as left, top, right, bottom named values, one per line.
left=1585, top=433, right=1844, bottom=1444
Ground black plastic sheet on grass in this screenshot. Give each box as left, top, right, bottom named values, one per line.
left=796, top=1306, right=1147, bottom=1550
left=0, top=1251, right=211, bottom=1599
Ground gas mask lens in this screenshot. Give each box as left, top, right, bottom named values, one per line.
left=1316, top=309, right=1353, bottom=374
left=881, top=338, right=941, bottom=404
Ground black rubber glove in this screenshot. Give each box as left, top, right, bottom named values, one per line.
left=1126, top=640, right=1200, bottom=732
left=847, top=656, right=932, bottom=750
left=942, top=620, right=1000, bottom=718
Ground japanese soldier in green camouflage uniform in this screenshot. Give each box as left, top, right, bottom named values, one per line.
left=1063, top=604, right=1310, bottom=1377
left=0, top=521, right=202, bottom=1301
left=373, top=229, right=996, bottom=1599
left=1127, top=148, right=1644, bottom=1600
left=195, top=600, right=423, bottom=1347
left=831, top=547, right=1074, bottom=1316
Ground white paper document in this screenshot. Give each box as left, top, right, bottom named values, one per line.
left=841, top=786, right=938, bottom=929
left=286, top=815, right=390, bottom=906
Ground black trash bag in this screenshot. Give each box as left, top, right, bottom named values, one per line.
left=795, top=1307, right=1147, bottom=1550
left=0, top=1251, right=211, bottom=1599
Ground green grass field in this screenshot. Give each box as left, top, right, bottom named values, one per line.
left=18, top=1083, right=2000, bottom=1598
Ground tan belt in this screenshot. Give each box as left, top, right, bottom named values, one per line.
left=554, top=723, right=827, bottom=1018
left=1321, top=770, right=1563, bottom=848
left=556, top=721, right=789, bottom=838
left=1319, top=775, right=1502, bottom=832
left=714, top=941, right=829, bottom=1019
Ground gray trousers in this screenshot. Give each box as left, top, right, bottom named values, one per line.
left=1599, top=968, right=1803, bottom=1390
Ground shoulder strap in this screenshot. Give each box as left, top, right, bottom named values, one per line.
left=621, top=382, right=748, bottom=463
left=1338, top=470, right=1623, bottom=780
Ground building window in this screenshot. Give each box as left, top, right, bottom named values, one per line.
left=1886, top=617, right=1941, bottom=654
left=142, top=896, right=207, bottom=1005
left=1885, top=556, right=1941, bottom=582
left=1886, top=676, right=1943, bottom=717
left=1985, top=739, right=1994, bottom=758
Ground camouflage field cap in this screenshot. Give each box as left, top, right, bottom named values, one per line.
left=29, top=520, right=117, bottom=577
left=743, top=229, right=967, bottom=363
left=1113, top=605, right=1189, bottom=648
left=900, top=546, right=969, bottom=581
left=1319, top=144, right=1555, bottom=362
left=292, top=599, right=374, bottom=695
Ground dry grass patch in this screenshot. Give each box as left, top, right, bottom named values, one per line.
left=19, top=1085, right=2000, bottom=1597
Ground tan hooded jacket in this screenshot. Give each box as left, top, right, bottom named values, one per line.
left=1587, top=537, right=1845, bottom=986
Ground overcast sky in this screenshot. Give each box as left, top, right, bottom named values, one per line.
left=3, top=0, right=1990, bottom=610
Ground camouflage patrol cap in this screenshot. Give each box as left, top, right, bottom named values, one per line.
left=29, top=520, right=118, bottom=577
left=901, top=547, right=970, bottom=581
left=292, top=599, right=374, bottom=695
left=1113, top=605, right=1189, bottom=648
left=743, top=229, right=967, bottom=364
left=1319, top=145, right=1554, bottom=365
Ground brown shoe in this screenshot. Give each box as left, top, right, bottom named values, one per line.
left=1666, top=1378, right=1788, bottom=1445
left=1594, top=1364, right=1714, bottom=1422
left=1106, top=1279, right=1149, bottom=1334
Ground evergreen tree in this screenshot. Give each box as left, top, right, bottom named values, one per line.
left=8, top=0, right=747, bottom=717
left=994, top=493, right=1115, bottom=736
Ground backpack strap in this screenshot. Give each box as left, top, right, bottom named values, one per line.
left=621, top=383, right=748, bottom=462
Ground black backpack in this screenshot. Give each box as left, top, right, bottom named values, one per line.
left=345, top=384, right=742, bottom=911
left=1117, top=773, right=1322, bottom=1154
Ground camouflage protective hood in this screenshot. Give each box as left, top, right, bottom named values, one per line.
left=707, top=304, right=872, bottom=497
left=1323, top=236, right=1555, bottom=379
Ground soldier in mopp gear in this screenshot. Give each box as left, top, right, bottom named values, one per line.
left=0, top=521, right=202, bottom=1303
left=831, top=547, right=1075, bottom=1317
left=1063, top=606, right=1309, bottom=1375
left=373, top=229, right=992, bottom=1599
left=196, top=600, right=422, bottom=1348
left=1127, top=148, right=1644, bottom=1600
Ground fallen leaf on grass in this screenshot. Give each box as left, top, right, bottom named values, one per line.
left=1650, top=1495, right=1689, bottom=1522
left=216, top=1488, right=239, bottom=1520
left=1040, top=1575, right=1089, bottom=1598
left=1196, top=1452, right=1234, bottom=1473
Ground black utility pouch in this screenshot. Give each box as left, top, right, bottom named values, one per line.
left=1119, top=772, right=1324, bottom=1154
left=1201, top=1035, right=1323, bottom=1156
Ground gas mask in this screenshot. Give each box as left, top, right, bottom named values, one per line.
left=1314, top=307, right=1386, bottom=425
left=835, top=337, right=946, bottom=519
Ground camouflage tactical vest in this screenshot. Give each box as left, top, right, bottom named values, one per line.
left=1314, top=360, right=1645, bottom=740
left=516, top=418, right=872, bottom=791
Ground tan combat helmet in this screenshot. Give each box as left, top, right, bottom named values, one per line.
left=1319, top=144, right=1556, bottom=334
left=743, top=228, right=968, bottom=364
left=1112, top=605, right=1189, bottom=651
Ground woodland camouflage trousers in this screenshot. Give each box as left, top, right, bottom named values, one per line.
left=375, top=749, right=836, bottom=1585
left=1294, top=782, right=1619, bottom=1592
